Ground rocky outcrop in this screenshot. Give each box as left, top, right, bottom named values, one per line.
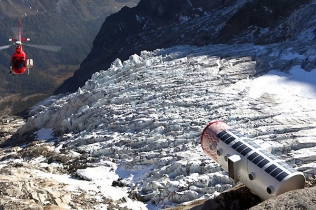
left=0, top=163, right=71, bottom=210
left=168, top=179, right=316, bottom=210
left=0, top=140, right=135, bottom=209
left=194, top=184, right=262, bottom=210
left=0, top=116, right=25, bottom=145
left=250, top=187, right=316, bottom=210
left=250, top=184, right=316, bottom=210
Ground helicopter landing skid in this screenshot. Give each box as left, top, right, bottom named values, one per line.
left=9, top=70, right=15, bottom=76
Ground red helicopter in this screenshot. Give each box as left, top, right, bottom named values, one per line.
left=0, top=19, right=61, bottom=75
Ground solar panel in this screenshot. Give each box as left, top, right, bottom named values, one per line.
left=225, top=136, right=235, bottom=144
left=265, top=164, right=277, bottom=174
left=232, top=141, right=242, bottom=149
left=257, top=159, right=269, bottom=168
left=216, top=131, right=236, bottom=144
left=236, top=144, right=247, bottom=153
left=247, top=152, right=259, bottom=161
left=221, top=133, right=232, bottom=142
left=216, top=130, right=292, bottom=183
left=252, top=155, right=264, bottom=165
left=240, top=147, right=252, bottom=156
left=276, top=171, right=289, bottom=182
left=270, top=168, right=283, bottom=178
left=216, top=131, right=226, bottom=139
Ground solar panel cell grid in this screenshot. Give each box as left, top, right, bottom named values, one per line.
left=265, top=164, right=277, bottom=174
left=216, top=131, right=226, bottom=139
left=257, top=159, right=269, bottom=168
left=240, top=147, right=252, bottom=156
left=270, top=168, right=283, bottom=177
left=221, top=134, right=231, bottom=142
left=232, top=141, right=242, bottom=149
left=252, top=155, right=264, bottom=164
left=225, top=137, right=235, bottom=144
left=247, top=152, right=259, bottom=161
left=236, top=144, right=247, bottom=153
left=216, top=130, right=292, bottom=183
left=216, top=131, right=237, bottom=144
left=276, top=171, right=289, bottom=182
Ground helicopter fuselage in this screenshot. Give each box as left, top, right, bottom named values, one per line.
left=10, top=45, right=28, bottom=74
left=1, top=19, right=59, bottom=75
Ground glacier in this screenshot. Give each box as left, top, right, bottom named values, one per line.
left=6, top=42, right=316, bottom=209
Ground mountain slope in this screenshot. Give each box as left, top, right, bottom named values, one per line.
left=0, top=0, right=139, bottom=115
left=1, top=40, right=314, bottom=208
left=0, top=0, right=316, bottom=209
left=55, top=0, right=315, bottom=94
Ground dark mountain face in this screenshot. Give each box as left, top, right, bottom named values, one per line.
left=55, top=0, right=315, bottom=94
left=217, top=0, right=312, bottom=43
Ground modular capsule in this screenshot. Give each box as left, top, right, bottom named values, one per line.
left=200, top=120, right=305, bottom=200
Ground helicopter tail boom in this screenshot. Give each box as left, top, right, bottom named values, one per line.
left=9, top=20, right=30, bottom=43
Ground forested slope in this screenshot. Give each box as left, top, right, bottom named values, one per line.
left=0, top=0, right=139, bottom=115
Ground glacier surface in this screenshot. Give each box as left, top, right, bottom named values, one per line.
left=14, top=43, right=316, bottom=209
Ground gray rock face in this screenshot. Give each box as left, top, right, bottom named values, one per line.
left=0, top=140, right=132, bottom=209
left=0, top=116, right=25, bottom=145
left=168, top=180, right=316, bottom=210
left=198, top=184, right=262, bottom=210
left=250, top=186, right=316, bottom=210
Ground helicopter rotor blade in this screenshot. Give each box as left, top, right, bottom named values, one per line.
left=24, top=43, right=62, bottom=52
left=0, top=45, right=12, bottom=50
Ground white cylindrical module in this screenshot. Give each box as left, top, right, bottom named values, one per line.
left=201, top=120, right=305, bottom=200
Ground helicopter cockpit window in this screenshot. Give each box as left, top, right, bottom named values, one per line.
left=13, top=60, right=25, bottom=69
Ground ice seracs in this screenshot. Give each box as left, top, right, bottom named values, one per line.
left=16, top=42, right=316, bottom=208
